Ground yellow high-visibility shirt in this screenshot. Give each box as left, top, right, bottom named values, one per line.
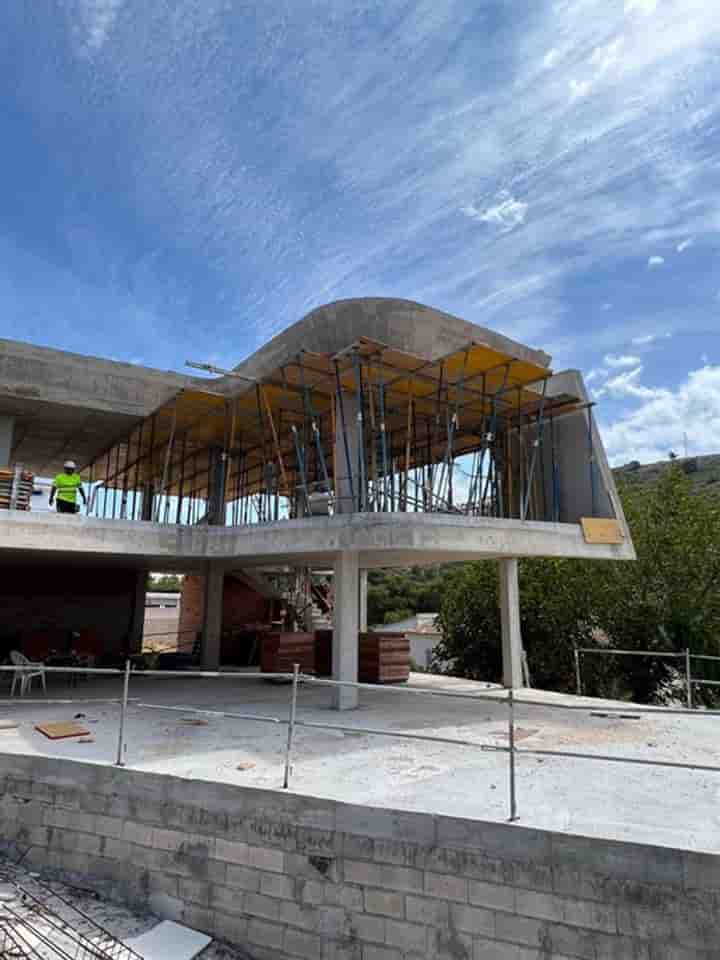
left=53, top=473, right=83, bottom=504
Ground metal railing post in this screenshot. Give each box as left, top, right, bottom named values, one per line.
left=686, top=648, right=693, bottom=710
left=574, top=648, right=582, bottom=696
left=508, top=688, right=518, bottom=822
left=283, top=663, right=300, bottom=789
left=116, top=659, right=131, bottom=767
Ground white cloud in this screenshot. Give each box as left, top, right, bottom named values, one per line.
left=631, top=332, right=670, bottom=345
left=601, top=303, right=613, bottom=311
left=543, top=48, right=560, bottom=69
left=648, top=255, right=665, bottom=267
left=677, top=237, right=694, bottom=252
left=701, top=352, right=710, bottom=365
left=595, top=365, right=649, bottom=399
left=624, top=0, right=660, bottom=14
left=604, top=353, right=642, bottom=368
left=601, top=364, right=720, bottom=464
left=462, top=191, right=528, bottom=231
left=76, top=0, right=124, bottom=51
left=585, top=367, right=608, bottom=384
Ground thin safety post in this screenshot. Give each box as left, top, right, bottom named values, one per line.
left=574, top=648, right=582, bottom=696
left=508, top=688, right=519, bottom=822
left=116, top=659, right=131, bottom=767
left=283, top=663, right=300, bottom=789
left=334, top=359, right=355, bottom=511
left=686, top=648, right=693, bottom=709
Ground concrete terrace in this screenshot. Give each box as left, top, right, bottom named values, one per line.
left=2, top=672, right=718, bottom=854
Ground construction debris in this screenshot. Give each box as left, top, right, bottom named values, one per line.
left=34, top=722, right=90, bottom=740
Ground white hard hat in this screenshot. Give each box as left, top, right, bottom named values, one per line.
left=63, top=460, right=77, bottom=470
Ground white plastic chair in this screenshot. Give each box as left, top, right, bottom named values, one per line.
left=10, top=651, right=47, bottom=697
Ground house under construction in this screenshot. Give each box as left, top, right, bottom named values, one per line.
left=0, top=298, right=634, bottom=707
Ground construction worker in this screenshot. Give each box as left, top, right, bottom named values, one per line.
left=49, top=461, right=87, bottom=514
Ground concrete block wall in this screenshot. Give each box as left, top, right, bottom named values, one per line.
left=178, top=575, right=270, bottom=649
left=0, top=754, right=719, bottom=959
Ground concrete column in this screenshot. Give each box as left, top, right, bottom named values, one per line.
left=141, top=483, right=155, bottom=522
left=333, top=551, right=359, bottom=709
left=359, top=568, right=368, bottom=632
left=499, top=558, right=523, bottom=689
left=201, top=563, right=224, bottom=668
left=0, top=416, right=15, bottom=467
left=127, top=570, right=147, bottom=655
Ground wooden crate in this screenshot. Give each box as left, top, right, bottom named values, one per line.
left=260, top=632, right=315, bottom=674
left=359, top=632, right=410, bottom=684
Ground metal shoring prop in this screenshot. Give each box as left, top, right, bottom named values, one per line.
left=261, top=385, right=290, bottom=501
left=298, top=354, right=332, bottom=499
left=520, top=376, right=549, bottom=522
left=353, top=350, right=368, bottom=512
left=465, top=372, right=486, bottom=514
left=334, top=358, right=356, bottom=512
left=366, top=363, right=379, bottom=510
left=403, top=385, right=413, bottom=511
left=448, top=348, right=470, bottom=511
left=550, top=413, right=559, bottom=522
left=175, top=430, right=188, bottom=524
left=479, top=362, right=512, bottom=515
left=153, top=401, right=177, bottom=522
left=291, top=424, right=312, bottom=516
left=378, top=379, right=389, bottom=511
left=430, top=361, right=445, bottom=510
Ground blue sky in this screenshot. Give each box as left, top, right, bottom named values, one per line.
left=1, top=0, right=720, bottom=464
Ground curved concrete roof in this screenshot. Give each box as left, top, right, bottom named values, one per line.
left=209, top=297, right=551, bottom=394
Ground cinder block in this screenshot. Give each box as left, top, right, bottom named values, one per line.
left=299, top=878, right=325, bottom=905
left=450, top=903, right=494, bottom=937
left=494, top=912, right=545, bottom=947
left=216, top=838, right=250, bottom=865
left=405, top=894, right=450, bottom=926
left=384, top=918, right=427, bottom=953
left=122, top=821, right=154, bottom=847
left=244, top=892, right=281, bottom=922
left=468, top=880, right=515, bottom=912
left=335, top=805, right=436, bottom=847
left=473, top=940, right=549, bottom=960
left=212, top=911, right=248, bottom=947
left=181, top=905, right=214, bottom=935
left=279, top=900, right=315, bottom=930
left=260, top=871, right=296, bottom=900
left=247, top=844, right=285, bottom=873
left=364, top=888, right=405, bottom=919
left=362, top=945, right=403, bottom=960
left=320, top=940, right=362, bottom=960
left=324, top=884, right=364, bottom=912
left=316, top=905, right=347, bottom=938
left=594, top=932, right=650, bottom=960
left=683, top=851, right=720, bottom=892
left=344, top=859, right=383, bottom=887
left=348, top=912, right=385, bottom=943
left=283, top=927, right=321, bottom=960
left=427, top=925, right=473, bottom=959
left=226, top=864, right=261, bottom=892
left=153, top=828, right=185, bottom=851
left=211, top=884, right=245, bottom=917
left=372, top=839, right=426, bottom=869
left=424, top=871, right=468, bottom=902
left=544, top=922, right=597, bottom=960
left=247, top=918, right=285, bottom=952
left=178, top=878, right=212, bottom=907
left=94, top=815, right=124, bottom=839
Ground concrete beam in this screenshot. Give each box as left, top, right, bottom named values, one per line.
left=333, top=551, right=359, bottom=710
left=499, top=558, right=523, bottom=689
left=201, top=563, right=224, bottom=668
left=0, top=510, right=637, bottom=570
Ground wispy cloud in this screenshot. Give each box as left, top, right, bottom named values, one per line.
left=648, top=256, right=665, bottom=267
left=631, top=332, right=671, bottom=345
left=677, top=238, right=694, bottom=252
left=462, top=192, right=528, bottom=232
left=76, top=0, right=124, bottom=51
left=605, top=353, right=641, bottom=368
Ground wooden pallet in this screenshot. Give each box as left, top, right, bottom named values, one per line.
left=260, top=632, right=316, bottom=674
left=359, top=633, right=410, bottom=684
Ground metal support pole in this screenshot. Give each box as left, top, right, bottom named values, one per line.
left=574, top=648, right=582, bottom=696
left=686, top=648, right=693, bottom=709
left=116, top=659, right=130, bottom=766
left=508, top=688, right=518, bottom=822
left=283, top=663, right=300, bottom=789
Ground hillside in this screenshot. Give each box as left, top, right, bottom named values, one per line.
left=613, top=454, right=720, bottom=495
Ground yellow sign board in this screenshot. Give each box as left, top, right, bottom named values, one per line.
left=580, top=518, right=625, bottom=545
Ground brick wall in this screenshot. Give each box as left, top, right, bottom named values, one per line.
left=178, top=575, right=271, bottom=645
left=0, top=566, right=141, bottom=660
left=0, top=754, right=718, bottom=959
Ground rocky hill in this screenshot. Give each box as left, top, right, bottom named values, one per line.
left=613, top=454, right=720, bottom=495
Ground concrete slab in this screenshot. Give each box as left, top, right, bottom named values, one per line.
left=0, top=673, right=717, bottom=853
left=125, top=921, right=212, bottom=960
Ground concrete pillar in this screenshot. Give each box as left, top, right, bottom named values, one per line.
left=0, top=416, right=15, bottom=467
left=499, top=558, right=523, bottom=689
left=207, top=446, right=226, bottom=525
left=333, top=551, right=359, bottom=709
left=127, top=570, right=147, bottom=655
left=201, top=563, right=224, bottom=668
left=359, top=568, right=368, bottom=632
left=141, top=483, right=155, bottom=522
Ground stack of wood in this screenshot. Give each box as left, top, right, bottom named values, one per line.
left=359, top=632, right=410, bottom=684
left=261, top=632, right=316, bottom=674
left=0, top=466, right=34, bottom=511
